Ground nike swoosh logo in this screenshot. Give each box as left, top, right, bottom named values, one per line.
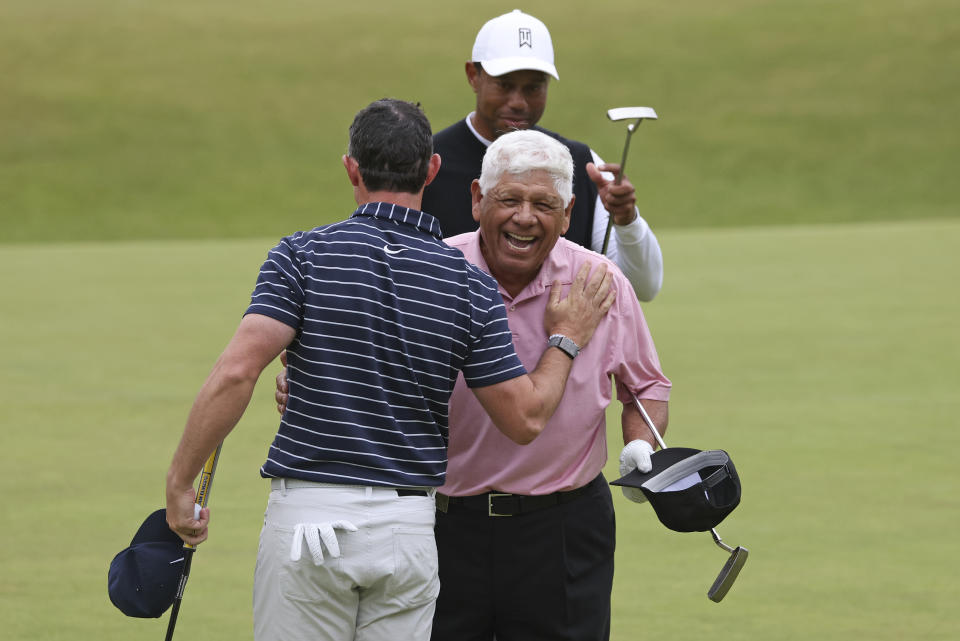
left=384, top=246, right=405, bottom=255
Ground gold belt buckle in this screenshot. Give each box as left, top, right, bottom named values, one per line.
left=488, top=492, right=512, bottom=517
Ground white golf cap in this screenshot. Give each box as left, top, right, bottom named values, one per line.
left=471, top=9, right=559, bottom=80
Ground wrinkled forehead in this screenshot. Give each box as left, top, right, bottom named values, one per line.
left=497, top=169, right=560, bottom=190
left=492, top=170, right=563, bottom=199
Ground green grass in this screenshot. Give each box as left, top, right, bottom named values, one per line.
left=606, top=219, right=959, bottom=640
left=1, top=219, right=957, bottom=639
left=2, top=0, right=957, bottom=243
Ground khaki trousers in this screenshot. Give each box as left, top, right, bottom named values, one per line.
left=254, top=480, right=438, bottom=641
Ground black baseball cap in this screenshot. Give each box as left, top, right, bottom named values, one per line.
left=108, top=509, right=186, bottom=618
left=611, top=447, right=741, bottom=532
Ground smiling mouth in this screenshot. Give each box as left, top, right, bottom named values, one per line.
left=500, top=117, right=530, bottom=130
left=505, top=231, right=536, bottom=250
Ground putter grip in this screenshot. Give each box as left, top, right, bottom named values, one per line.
left=196, top=445, right=221, bottom=507
left=184, top=444, right=222, bottom=551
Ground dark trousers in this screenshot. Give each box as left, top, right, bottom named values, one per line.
left=431, top=474, right=616, bottom=641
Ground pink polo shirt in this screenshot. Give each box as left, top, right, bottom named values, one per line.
left=440, top=233, right=671, bottom=496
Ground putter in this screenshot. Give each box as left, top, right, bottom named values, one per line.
left=164, top=443, right=222, bottom=641
left=600, top=107, right=658, bottom=255
left=630, top=395, right=748, bottom=602
left=707, top=528, right=749, bottom=602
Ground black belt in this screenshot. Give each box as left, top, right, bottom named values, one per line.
left=397, top=489, right=430, bottom=497
left=437, top=481, right=595, bottom=517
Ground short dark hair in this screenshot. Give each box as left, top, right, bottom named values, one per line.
left=348, top=99, right=433, bottom=194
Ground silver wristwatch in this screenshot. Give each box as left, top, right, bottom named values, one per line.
left=547, top=334, right=580, bottom=359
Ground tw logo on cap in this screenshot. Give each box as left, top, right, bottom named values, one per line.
left=519, top=28, right=532, bottom=48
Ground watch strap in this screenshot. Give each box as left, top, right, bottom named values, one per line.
left=547, top=334, right=580, bottom=359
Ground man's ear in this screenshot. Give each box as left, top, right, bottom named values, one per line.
left=343, top=155, right=361, bottom=187
left=560, top=195, right=575, bottom=235
left=423, top=154, right=442, bottom=187
left=465, top=61, right=481, bottom=93
left=470, top=180, right=483, bottom=223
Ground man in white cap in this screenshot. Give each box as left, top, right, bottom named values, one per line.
left=421, top=9, right=664, bottom=302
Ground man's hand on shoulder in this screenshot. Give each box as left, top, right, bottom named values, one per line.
left=544, top=261, right=616, bottom=349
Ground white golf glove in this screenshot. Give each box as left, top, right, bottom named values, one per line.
left=619, top=439, right=655, bottom=504
left=290, top=520, right=359, bottom=565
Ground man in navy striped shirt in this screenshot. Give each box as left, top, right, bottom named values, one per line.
left=165, top=99, right=615, bottom=641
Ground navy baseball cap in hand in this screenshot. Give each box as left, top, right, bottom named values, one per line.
left=612, top=447, right=741, bottom=532
left=108, top=509, right=186, bottom=617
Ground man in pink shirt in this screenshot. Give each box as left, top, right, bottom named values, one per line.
left=276, top=129, right=670, bottom=641
left=429, top=130, right=670, bottom=641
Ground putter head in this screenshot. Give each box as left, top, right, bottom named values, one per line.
left=707, top=545, right=748, bottom=602
left=607, top=106, right=658, bottom=122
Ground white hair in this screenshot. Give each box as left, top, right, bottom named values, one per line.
left=478, top=130, right=574, bottom=206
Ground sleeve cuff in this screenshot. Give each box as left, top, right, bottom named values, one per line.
left=613, top=209, right=650, bottom=245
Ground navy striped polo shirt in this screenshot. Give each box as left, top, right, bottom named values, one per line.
left=246, top=202, right=526, bottom=487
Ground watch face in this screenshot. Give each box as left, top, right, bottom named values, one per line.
left=549, top=335, right=578, bottom=358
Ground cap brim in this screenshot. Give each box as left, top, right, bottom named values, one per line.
left=611, top=447, right=703, bottom=490
left=478, top=57, right=559, bottom=80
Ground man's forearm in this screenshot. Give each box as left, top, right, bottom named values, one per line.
left=521, top=344, right=577, bottom=425
left=168, top=313, right=295, bottom=488
left=470, top=346, right=578, bottom=445
left=622, top=398, right=669, bottom=446
left=606, top=213, right=663, bottom=302
left=167, top=360, right=259, bottom=489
